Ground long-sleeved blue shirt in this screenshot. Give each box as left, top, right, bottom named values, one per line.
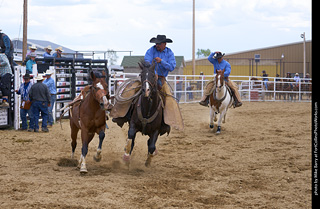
left=144, top=46, right=176, bottom=77
left=43, top=77, right=57, bottom=94
left=207, top=52, right=231, bottom=78
left=43, top=52, right=53, bottom=58
left=26, top=59, right=36, bottom=74
left=17, top=81, right=33, bottom=101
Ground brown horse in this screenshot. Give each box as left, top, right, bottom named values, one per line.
left=120, top=60, right=170, bottom=167
left=69, top=71, right=111, bottom=173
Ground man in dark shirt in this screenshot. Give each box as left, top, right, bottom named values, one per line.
left=29, top=74, right=51, bottom=132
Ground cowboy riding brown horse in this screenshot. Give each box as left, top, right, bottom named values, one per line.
left=68, top=71, right=111, bottom=173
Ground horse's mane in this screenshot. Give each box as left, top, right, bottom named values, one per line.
left=138, top=59, right=155, bottom=72
left=92, top=71, right=105, bottom=78
left=139, top=59, right=151, bottom=68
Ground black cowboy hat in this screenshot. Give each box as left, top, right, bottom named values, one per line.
left=23, top=73, right=31, bottom=79
left=213, top=52, right=225, bottom=59
left=150, top=35, right=173, bottom=44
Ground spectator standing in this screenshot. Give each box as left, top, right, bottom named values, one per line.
left=43, top=69, right=56, bottom=127
left=29, top=74, right=51, bottom=132
left=53, top=47, right=63, bottom=58
left=43, top=45, right=53, bottom=58
left=0, top=29, right=14, bottom=73
left=262, top=70, right=269, bottom=89
left=176, top=76, right=182, bottom=102
left=15, top=73, right=34, bottom=131
left=304, top=73, right=311, bottom=83
left=26, top=44, right=37, bottom=59
left=293, top=73, right=300, bottom=83
left=26, top=52, right=37, bottom=74
left=0, top=53, right=12, bottom=107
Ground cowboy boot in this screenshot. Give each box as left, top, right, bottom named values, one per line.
left=233, top=95, right=242, bottom=107
left=199, top=95, right=209, bottom=107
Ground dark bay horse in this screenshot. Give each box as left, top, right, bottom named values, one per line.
left=69, top=71, right=111, bottom=173
left=122, top=61, right=170, bottom=167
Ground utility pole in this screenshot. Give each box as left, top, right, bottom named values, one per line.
left=22, top=0, right=28, bottom=60
left=192, top=0, right=195, bottom=75
left=302, top=32, right=306, bottom=78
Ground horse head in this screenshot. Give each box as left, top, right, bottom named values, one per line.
left=90, top=71, right=111, bottom=110
left=215, top=69, right=225, bottom=92
left=138, top=60, right=156, bottom=98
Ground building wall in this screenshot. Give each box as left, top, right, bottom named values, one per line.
left=186, top=41, right=312, bottom=77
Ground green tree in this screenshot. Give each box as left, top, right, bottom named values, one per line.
left=196, top=48, right=211, bottom=58
left=106, top=49, right=118, bottom=65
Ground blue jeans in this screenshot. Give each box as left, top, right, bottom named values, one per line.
left=20, top=107, right=34, bottom=129
left=32, top=101, right=49, bottom=130
left=48, top=94, right=56, bottom=125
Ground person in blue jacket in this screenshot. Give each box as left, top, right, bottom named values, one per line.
left=199, top=51, right=242, bottom=107
left=43, top=69, right=57, bottom=127
left=144, top=34, right=183, bottom=130
left=26, top=52, right=37, bottom=74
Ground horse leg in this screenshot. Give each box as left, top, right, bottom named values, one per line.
left=223, top=111, right=227, bottom=123
left=79, top=130, right=94, bottom=174
left=145, top=130, right=159, bottom=167
left=123, top=123, right=136, bottom=162
left=216, top=109, right=226, bottom=134
left=209, top=107, right=215, bottom=129
left=93, top=129, right=105, bottom=162
left=70, top=122, right=79, bottom=159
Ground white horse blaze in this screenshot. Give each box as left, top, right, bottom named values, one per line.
left=96, top=82, right=104, bottom=90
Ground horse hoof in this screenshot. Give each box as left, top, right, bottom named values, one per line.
left=216, top=126, right=221, bottom=134
left=80, top=164, right=88, bottom=174
left=145, top=158, right=152, bottom=167
left=209, top=124, right=214, bottom=129
left=93, top=155, right=102, bottom=162
left=145, top=153, right=155, bottom=167
left=123, top=153, right=131, bottom=162
left=80, top=168, right=88, bottom=174
left=93, top=149, right=102, bottom=162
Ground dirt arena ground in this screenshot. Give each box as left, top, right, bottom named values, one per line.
left=0, top=102, right=311, bottom=208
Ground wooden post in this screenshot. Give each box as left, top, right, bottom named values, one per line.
left=22, top=0, right=28, bottom=60
left=192, top=0, right=195, bottom=75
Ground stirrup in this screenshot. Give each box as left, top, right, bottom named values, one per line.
left=233, top=101, right=242, bottom=108
left=199, top=97, right=209, bottom=107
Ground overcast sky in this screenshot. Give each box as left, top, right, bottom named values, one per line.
left=0, top=0, right=312, bottom=64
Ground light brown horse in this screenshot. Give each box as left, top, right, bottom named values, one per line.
left=69, top=71, right=111, bottom=173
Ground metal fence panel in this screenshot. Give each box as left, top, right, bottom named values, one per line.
left=109, top=74, right=312, bottom=104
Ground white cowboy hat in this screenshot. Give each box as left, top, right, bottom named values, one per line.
left=45, top=69, right=54, bottom=75
left=44, top=45, right=53, bottom=51
left=295, top=73, right=299, bottom=76
left=29, top=44, right=37, bottom=50
left=34, top=74, right=45, bottom=81
left=55, top=46, right=64, bottom=52
left=30, top=52, right=37, bottom=57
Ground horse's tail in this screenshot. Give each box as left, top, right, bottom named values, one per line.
left=59, top=106, right=72, bottom=130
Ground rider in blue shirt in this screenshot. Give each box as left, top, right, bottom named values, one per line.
left=144, top=35, right=183, bottom=130
left=199, top=51, right=242, bottom=107
left=145, top=44, right=176, bottom=78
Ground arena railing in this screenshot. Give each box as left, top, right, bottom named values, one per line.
left=109, top=73, right=312, bottom=104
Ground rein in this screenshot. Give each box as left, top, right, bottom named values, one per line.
left=137, top=93, right=163, bottom=135
left=213, top=85, right=228, bottom=102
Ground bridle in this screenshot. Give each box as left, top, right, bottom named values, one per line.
left=91, top=80, right=109, bottom=105
left=141, top=69, right=157, bottom=98
left=213, top=74, right=227, bottom=102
